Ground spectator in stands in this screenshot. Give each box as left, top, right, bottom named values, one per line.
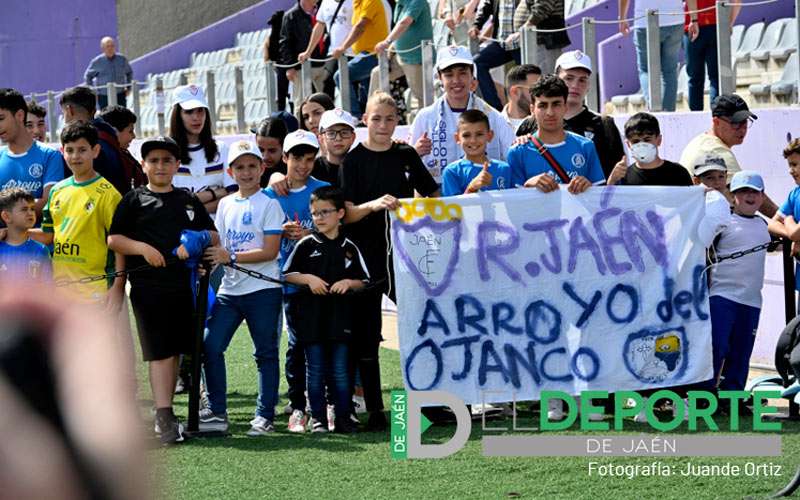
left=315, top=108, right=357, bottom=186
left=280, top=0, right=335, bottom=108
left=332, top=0, right=391, bottom=119
left=517, top=52, right=625, bottom=179
left=340, top=91, right=439, bottom=430
left=512, top=0, right=571, bottom=73
left=298, top=0, right=354, bottom=97
left=618, top=0, right=683, bottom=111
left=502, top=64, right=541, bottom=132
left=683, top=0, right=740, bottom=111
left=99, top=105, right=147, bottom=188
left=679, top=94, right=778, bottom=216
left=607, top=112, right=692, bottom=186
left=298, top=93, right=336, bottom=135
left=25, top=100, right=47, bottom=143
left=507, top=75, right=604, bottom=192
left=59, top=86, right=128, bottom=195
left=84, top=36, right=133, bottom=109
left=266, top=10, right=291, bottom=112
left=254, top=116, right=290, bottom=187
left=372, top=0, right=434, bottom=107
left=409, top=45, right=515, bottom=185
left=168, top=84, right=235, bottom=216
left=441, top=0, right=481, bottom=45
left=469, top=0, right=523, bottom=111
left=0, top=89, right=63, bottom=217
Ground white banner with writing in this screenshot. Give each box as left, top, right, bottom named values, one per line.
left=391, top=186, right=713, bottom=404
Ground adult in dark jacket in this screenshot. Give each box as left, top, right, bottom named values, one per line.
left=516, top=51, right=624, bottom=179
left=279, top=0, right=333, bottom=106
left=267, top=11, right=291, bottom=112
left=58, top=86, right=129, bottom=195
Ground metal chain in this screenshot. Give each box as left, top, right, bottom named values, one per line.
left=710, top=241, right=775, bottom=264
left=54, top=262, right=164, bottom=288
left=223, top=262, right=386, bottom=294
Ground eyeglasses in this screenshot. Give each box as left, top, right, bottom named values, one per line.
left=719, top=117, right=753, bottom=130
left=311, top=208, right=338, bottom=218
left=323, top=129, right=354, bottom=140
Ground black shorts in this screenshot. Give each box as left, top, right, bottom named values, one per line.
left=130, top=286, right=195, bottom=361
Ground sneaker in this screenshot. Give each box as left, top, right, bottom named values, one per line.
left=288, top=409, right=307, bottom=433
left=350, top=411, right=360, bottom=425
left=198, top=408, right=229, bottom=432
left=247, top=416, right=275, bottom=437
left=353, top=395, right=367, bottom=414
left=470, top=403, right=503, bottom=417
left=546, top=399, right=564, bottom=421
left=334, top=417, right=358, bottom=434
left=156, top=415, right=185, bottom=445
left=327, top=405, right=336, bottom=431
left=633, top=397, right=649, bottom=423
left=365, top=411, right=388, bottom=431
left=174, top=376, right=186, bottom=395
left=310, top=418, right=328, bottom=433
left=672, top=398, right=690, bottom=422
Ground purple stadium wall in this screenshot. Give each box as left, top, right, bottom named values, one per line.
left=129, top=0, right=294, bottom=79
left=0, top=0, right=118, bottom=96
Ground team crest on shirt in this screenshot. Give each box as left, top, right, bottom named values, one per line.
left=185, top=204, right=195, bottom=221
left=584, top=131, right=594, bottom=140
left=345, top=250, right=353, bottom=268
left=242, top=211, right=252, bottom=225
left=497, top=176, right=506, bottom=189
left=28, top=163, right=43, bottom=178
left=571, top=153, right=586, bottom=168
left=84, top=199, right=95, bottom=212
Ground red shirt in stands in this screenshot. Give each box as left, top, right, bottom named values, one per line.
left=684, top=0, right=716, bottom=31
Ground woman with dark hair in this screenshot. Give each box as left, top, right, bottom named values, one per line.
left=169, top=84, right=234, bottom=215
left=255, top=117, right=289, bottom=187
left=297, top=92, right=335, bottom=135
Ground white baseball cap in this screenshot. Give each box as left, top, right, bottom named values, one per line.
left=173, top=84, right=208, bottom=110
left=555, top=50, right=593, bottom=74
left=283, top=129, right=320, bottom=153
left=319, top=108, right=355, bottom=131
left=227, top=139, right=263, bottom=165
left=436, top=45, right=475, bottom=72
left=693, top=154, right=729, bottom=176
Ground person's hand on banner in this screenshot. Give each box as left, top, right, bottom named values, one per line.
left=524, top=173, right=559, bottom=193
left=466, top=161, right=493, bottom=193
left=368, top=194, right=400, bottom=212
left=415, top=132, right=432, bottom=157
left=567, top=176, right=592, bottom=194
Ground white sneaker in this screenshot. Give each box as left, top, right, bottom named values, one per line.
left=673, top=398, right=690, bottom=422
left=547, top=399, right=565, bottom=420
left=247, top=416, right=275, bottom=437
left=471, top=403, right=503, bottom=417
left=353, top=395, right=367, bottom=414
left=288, top=409, right=307, bottom=433
left=327, top=405, right=336, bottom=431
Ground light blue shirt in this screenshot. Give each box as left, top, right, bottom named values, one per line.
left=507, top=131, right=605, bottom=188
left=84, top=53, right=133, bottom=94
left=0, top=142, right=65, bottom=198
left=0, top=239, right=51, bottom=281
left=441, top=158, right=512, bottom=196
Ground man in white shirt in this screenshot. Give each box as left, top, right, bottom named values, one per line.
left=298, top=0, right=355, bottom=88
left=501, top=64, right=541, bottom=133
left=408, top=45, right=515, bottom=184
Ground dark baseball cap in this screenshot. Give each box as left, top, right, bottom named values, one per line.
left=711, top=94, right=758, bottom=123
left=141, top=136, right=180, bottom=159
left=250, top=111, right=299, bottom=135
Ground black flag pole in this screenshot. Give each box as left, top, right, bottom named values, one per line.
left=185, top=262, right=227, bottom=438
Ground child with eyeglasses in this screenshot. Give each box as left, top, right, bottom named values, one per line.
left=312, top=109, right=357, bottom=187
left=283, top=186, right=369, bottom=434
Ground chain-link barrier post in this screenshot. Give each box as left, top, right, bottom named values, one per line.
left=205, top=71, right=217, bottom=135
left=106, top=82, right=118, bottom=107
left=378, top=50, right=391, bottom=93
left=46, top=91, right=59, bottom=143
left=646, top=9, right=663, bottom=111
left=716, top=1, right=735, bottom=96
left=131, top=81, right=142, bottom=137
left=338, top=55, right=352, bottom=113
left=421, top=40, right=435, bottom=107
left=582, top=18, right=600, bottom=112
left=520, top=26, right=539, bottom=66
left=265, top=61, right=278, bottom=115
left=235, top=66, right=246, bottom=134
left=155, top=77, right=166, bottom=136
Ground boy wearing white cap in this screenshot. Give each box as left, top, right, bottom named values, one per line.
left=313, top=108, right=357, bottom=186
left=408, top=45, right=515, bottom=185
left=265, top=130, right=331, bottom=432
left=168, top=84, right=235, bottom=215
left=517, top=50, right=625, bottom=179
left=200, top=140, right=286, bottom=436
left=699, top=171, right=777, bottom=395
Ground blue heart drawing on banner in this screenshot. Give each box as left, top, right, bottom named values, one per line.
left=393, top=217, right=462, bottom=297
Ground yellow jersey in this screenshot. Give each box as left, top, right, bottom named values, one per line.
left=42, top=175, right=121, bottom=300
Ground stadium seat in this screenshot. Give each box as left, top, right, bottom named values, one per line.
left=769, top=52, right=799, bottom=103
left=734, top=21, right=765, bottom=64
left=730, top=24, right=745, bottom=55
left=751, top=18, right=789, bottom=62
left=769, top=21, right=798, bottom=70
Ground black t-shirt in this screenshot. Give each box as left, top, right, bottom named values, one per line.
left=516, top=107, right=625, bottom=179
left=621, top=160, right=693, bottom=187
left=109, top=186, right=215, bottom=290
left=312, top=157, right=341, bottom=187
left=260, top=160, right=288, bottom=188
left=284, top=232, right=370, bottom=343
left=340, top=142, right=438, bottom=280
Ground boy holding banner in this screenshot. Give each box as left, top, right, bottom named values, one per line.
left=507, top=75, right=605, bottom=193
left=441, top=109, right=513, bottom=197
left=341, top=91, right=439, bottom=430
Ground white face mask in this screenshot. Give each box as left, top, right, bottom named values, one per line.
left=630, top=141, right=658, bottom=164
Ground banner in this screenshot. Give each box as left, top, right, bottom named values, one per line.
left=390, top=186, right=713, bottom=404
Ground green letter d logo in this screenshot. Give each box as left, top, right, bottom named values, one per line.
left=407, top=390, right=471, bottom=458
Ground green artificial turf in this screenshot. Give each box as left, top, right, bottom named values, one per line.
left=139, top=326, right=800, bottom=500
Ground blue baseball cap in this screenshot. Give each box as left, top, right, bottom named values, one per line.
left=730, top=170, right=765, bottom=192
